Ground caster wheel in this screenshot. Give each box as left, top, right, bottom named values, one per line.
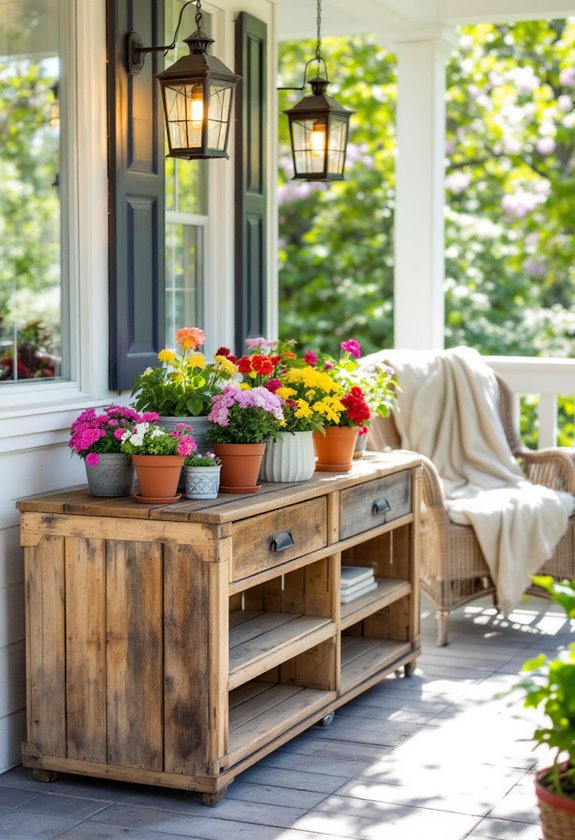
left=317, top=711, right=335, bottom=727
left=201, top=788, right=227, bottom=806
left=32, top=769, right=59, bottom=783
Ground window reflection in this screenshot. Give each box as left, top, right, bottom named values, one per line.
left=0, top=0, right=62, bottom=383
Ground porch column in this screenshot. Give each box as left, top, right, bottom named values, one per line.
left=392, top=32, right=454, bottom=350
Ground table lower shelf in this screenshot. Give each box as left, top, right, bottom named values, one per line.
left=340, top=636, right=414, bottom=693
left=228, top=681, right=335, bottom=765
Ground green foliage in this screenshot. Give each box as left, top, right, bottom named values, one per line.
left=510, top=576, right=575, bottom=798
left=278, top=36, right=396, bottom=354
left=278, top=20, right=575, bottom=363
left=444, top=19, right=575, bottom=356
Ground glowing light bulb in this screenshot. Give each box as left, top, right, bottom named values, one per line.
left=189, top=85, right=204, bottom=124
left=311, top=121, right=326, bottom=153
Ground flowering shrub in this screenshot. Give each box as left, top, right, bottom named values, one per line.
left=119, top=419, right=196, bottom=457
left=184, top=450, right=221, bottom=467
left=208, top=385, right=285, bottom=444
left=69, top=405, right=143, bottom=466
left=130, top=327, right=237, bottom=417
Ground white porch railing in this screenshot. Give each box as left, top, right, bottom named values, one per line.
left=486, top=355, right=575, bottom=448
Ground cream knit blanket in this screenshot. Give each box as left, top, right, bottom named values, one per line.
left=364, top=346, right=574, bottom=613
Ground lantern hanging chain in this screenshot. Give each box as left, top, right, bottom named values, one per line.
left=162, top=0, right=203, bottom=55
left=315, top=0, right=322, bottom=64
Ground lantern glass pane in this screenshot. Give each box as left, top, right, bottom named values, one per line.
left=291, top=118, right=327, bottom=176
left=164, top=82, right=205, bottom=151
left=327, top=116, right=347, bottom=176
left=207, top=82, right=231, bottom=151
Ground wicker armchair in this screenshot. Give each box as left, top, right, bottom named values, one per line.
left=366, top=370, right=575, bottom=646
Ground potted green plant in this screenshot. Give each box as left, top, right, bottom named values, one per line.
left=68, top=405, right=143, bottom=496
left=119, top=417, right=196, bottom=504
left=129, top=327, right=236, bottom=452
left=207, top=385, right=285, bottom=493
left=511, top=575, right=575, bottom=839
left=183, top=450, right=222, bottom=500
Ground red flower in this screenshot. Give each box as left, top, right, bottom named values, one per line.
left=237, top=356, right=253, bottom=374
left=341, top=388, right=371, bottom=426
left=251, top=355, right=274, bottom=376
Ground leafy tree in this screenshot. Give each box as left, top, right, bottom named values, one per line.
left=278, top=37, right=396, bottom=354
left=278, top=20, right=575, bottom=361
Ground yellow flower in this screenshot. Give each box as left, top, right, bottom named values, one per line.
left=214, top=355, right=236, bottom=375
left=276, top=386, right=296, bottom=400
left=239, top=382, right=251, bottom=390
left=158, top=349, right=176, bottom=364
left=315, top=396, right=345, bottom=424
left=294, top=400, right=312, bottom=418
left=188, top=352, right=206, bottom=369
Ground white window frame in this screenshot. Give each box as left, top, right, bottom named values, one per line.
left=0, top=0, right=109, bottom=449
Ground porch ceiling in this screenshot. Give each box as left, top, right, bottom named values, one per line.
left=277, top=0, right=575, bottom=40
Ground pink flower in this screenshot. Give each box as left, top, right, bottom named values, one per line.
left=341, top=339, right=361, bottom=358
left=304, top=349, right=318, bottom=365
left=265, top=378, right=282, bottom=392
left=85, top=452, right=100, bottom=466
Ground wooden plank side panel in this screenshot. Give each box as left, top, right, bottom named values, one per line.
left=164, top=544, right=213, bottom=775
left=25, top=537, right=66, bottom=757
left=107, top=540, right=163, bottom=770
left=65, top=538, right=107, bottom=762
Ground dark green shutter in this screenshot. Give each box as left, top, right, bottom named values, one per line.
left=107, top=0, right=165, bottom=390
left=235, top=13, right=267, bottom=356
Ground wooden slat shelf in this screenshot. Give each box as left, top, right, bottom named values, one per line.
left=228, top=681, right=335, bottom=765
left=340, top=637, right=413, bottom=693
left=228, top=612, right=336, bottom=690
left=340, top=578, right=411, bottom=630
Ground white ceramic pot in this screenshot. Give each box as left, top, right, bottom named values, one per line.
left=259, top=431, right=316, bottom=483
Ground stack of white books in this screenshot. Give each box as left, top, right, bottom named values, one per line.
left=340, top=565, right=378, bottom=604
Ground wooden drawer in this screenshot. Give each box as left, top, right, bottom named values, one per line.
left=340, top=470, right=412, bottom=540
left=231, top=497, right=328, bottom=582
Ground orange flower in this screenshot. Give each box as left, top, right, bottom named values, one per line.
left=176, top=327, right=205, bottom=351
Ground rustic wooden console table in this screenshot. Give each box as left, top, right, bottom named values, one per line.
left=18, top=451, right=421, bottom=805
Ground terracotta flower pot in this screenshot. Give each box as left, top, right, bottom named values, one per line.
left=213, top=442, right=266, bottom=494
left=133, top=454, right=184, bottom=503
left=536, top=764, right=575, bottom=840
left=313, top=426, right=358, bottom=472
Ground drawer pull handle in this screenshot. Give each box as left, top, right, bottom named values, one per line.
left=372, top=497, right=391, bottom=517
left=269, top=529, right=295, bottom=552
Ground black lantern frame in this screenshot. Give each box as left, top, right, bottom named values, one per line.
left=127, top=0, right=240, bottom=160
left=280, top=0, right=354, bottom=181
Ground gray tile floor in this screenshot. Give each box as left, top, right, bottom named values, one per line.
left=1, top=595, right=570, bottom=840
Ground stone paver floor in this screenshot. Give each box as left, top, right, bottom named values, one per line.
left=1, top=594, right=569, bottom=839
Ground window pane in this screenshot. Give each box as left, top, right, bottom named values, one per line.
left=0, top=0, right=62, bottom=383
left=165, top=223, right=203, bottom=344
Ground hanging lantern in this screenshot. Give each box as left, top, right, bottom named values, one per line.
left=127, top=0, right=240, bottom=161
left=280, top=0, right=354, bottom=181
left=284, top=76, right=353, bottom=181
